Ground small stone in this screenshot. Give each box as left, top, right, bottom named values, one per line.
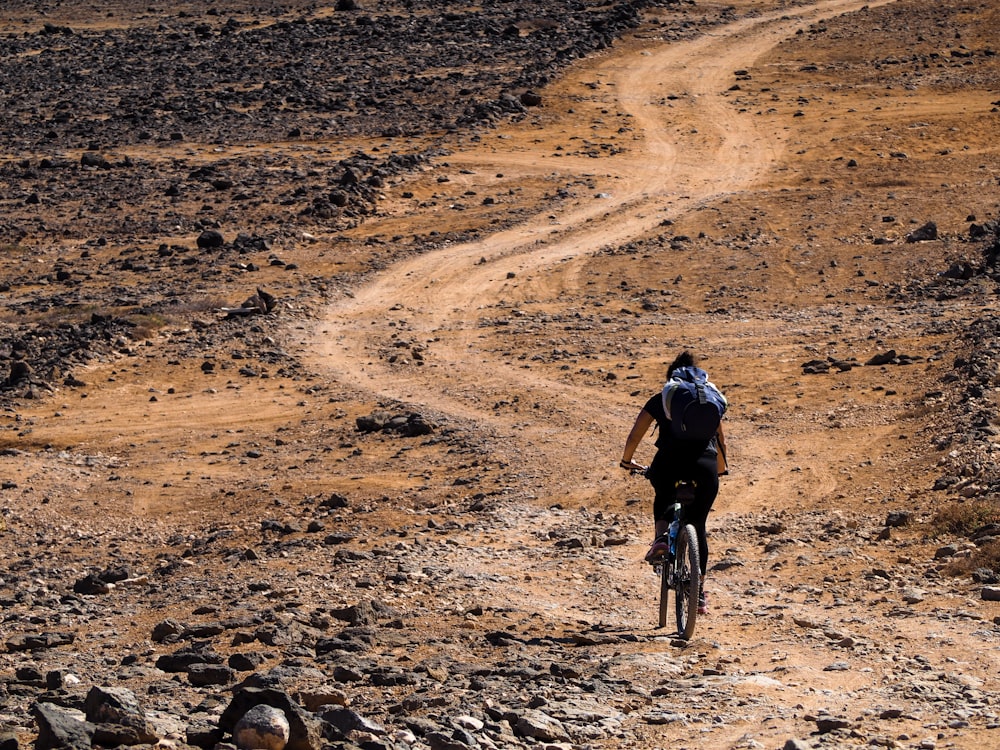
left=151, top=619, right=186, bottom=642
left=234, top=705, right=290, bottom=750
left=815, top=714, right=852, bottom=733
left=906, top=221, right=938, bottom=243
left=520, top=91, right=542, bottom=106
left=513, top=709, right=570, bottom=742
left=981, top=586, right=1000, bottom=602
left=188, top=663, right=236, bottom=686
left=197, top=230, right=225, bottom=248
left=31, top=702, right=94, bottom=750
left=83, top=686, right=155, bottom=743
left=885, top=511, right=911, bottom=527
left=934, top=544, right=959, bottom=559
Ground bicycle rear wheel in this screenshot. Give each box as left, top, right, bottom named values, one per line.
left=657, top=560, right=670, bottom=628
left=674, top=524, right=701, bottom=639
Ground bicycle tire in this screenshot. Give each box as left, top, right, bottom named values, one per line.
left=657, top=560, right=670, bottom=628
left=674, top=524, right=701, bottom=639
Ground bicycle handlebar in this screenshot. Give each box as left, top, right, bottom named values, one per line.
left=619, top=460, right=648, bottom=476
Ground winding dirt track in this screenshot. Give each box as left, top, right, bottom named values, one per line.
left=310, top=0, right=895, bottom=484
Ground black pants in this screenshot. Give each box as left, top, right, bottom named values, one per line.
left=648, top=451, right=719, bottom=576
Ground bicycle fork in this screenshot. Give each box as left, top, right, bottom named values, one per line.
left=653, top=554, right=675, bottom=584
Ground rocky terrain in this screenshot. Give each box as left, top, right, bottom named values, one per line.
left=2, top=0, right=1000, bottom=749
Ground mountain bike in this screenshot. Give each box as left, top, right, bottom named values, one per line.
left=652, top=481, right=701, bottom=639
left=627, top=466, right=701, bottom=638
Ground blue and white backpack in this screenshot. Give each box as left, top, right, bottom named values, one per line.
left=662, top=366, right=727, bottom=442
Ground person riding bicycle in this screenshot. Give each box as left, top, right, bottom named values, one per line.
left=619, top=350, right=727, bottom=614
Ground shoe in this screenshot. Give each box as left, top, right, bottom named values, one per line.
left=644, top=538, right=669, bottom=562
left=698, top=592, right=709, bottom=615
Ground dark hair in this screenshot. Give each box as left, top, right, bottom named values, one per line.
left=667, top=350, right=696, bottom=379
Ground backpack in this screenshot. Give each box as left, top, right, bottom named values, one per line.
left=662, top=366, right=726, bottom=441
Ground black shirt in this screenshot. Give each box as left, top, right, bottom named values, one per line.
left=643, top=392, right=717, bottom=456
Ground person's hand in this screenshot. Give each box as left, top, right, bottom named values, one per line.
left=620, top=459, right=647, bottom=473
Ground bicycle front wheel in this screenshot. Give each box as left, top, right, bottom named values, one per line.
left=674, top=524, right=701, bottom=639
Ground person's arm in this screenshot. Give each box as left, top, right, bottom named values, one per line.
left=715, top=421, right=729, bottom=475
left=620, top=409, right=654, bottom=468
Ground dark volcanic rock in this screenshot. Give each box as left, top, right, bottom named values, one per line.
left=32, top=702, right=94, bottom=750
left=906, top=221, right=938, bottom=242
left=0, top=0, right=667, bottom=152
left=197, top=230, right=226, bottom=249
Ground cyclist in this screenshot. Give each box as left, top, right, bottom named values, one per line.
left=619, top=350, right=727, bottom=614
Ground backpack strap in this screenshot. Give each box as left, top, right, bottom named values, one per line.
left=694, top=380, right=708, bottom=405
